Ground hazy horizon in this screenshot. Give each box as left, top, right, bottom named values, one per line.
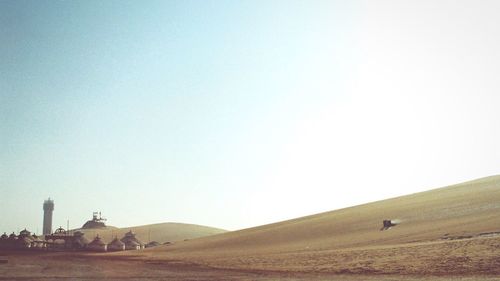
left=2, top=0, right=500, bottom=233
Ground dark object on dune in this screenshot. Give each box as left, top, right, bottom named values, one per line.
left=0, top=257, right=7, bottom=264
left=381, top=219, right=397, bottom=231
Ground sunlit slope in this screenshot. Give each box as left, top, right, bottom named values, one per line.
left=75, top=222, right=227, bottom=244
left=147, top=175, right=500, bottom=257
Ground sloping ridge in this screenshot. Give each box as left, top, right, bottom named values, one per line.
left=145, top=175, right=500, bottom=259
left=75, top=222, right=226, bottom=244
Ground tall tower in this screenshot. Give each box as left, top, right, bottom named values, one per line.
left=43, top=198, right=54, bottom=235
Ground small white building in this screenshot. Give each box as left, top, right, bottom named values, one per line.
left=87, top=235, right=107, bottom=252
left=107, top=237, right=125, bottom=251
left=120, top=230, right=144, bottom=250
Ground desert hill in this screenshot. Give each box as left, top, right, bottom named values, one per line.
left=131, top=175, right=500, bottom=275
left=74, top=222, right=226, bottom=244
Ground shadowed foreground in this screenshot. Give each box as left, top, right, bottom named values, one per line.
left=1, top=252, right=500, bottom=281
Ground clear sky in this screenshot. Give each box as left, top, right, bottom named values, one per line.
left=1, top=0, right=500, bottom=233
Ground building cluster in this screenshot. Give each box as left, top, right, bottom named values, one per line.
left=1, top=198, right=161, bottom=252
left=0, top=228, right=154, bottom=252
left=0, top=229, right=46, bottom=250
left=86, top=230, right=147, bottom=252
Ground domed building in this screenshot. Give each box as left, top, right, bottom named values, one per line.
left=71, top=231, right=89, bottom=250
left=107, top=237, right=125, bottom=251
left=126, top=240, right=141, bottom=250
left=31, top=234, right=46, bottom=250
left=54, top=226, right=67, bottom=235
left=87, top=235, right=107, bottom=252
left=0, top=232, right=8, bottom=249
left=17, top=229, right=33, bottom=249
left=120, top=230, right=144, bottom=250
left=6, top=232, right=18, bottom=249
left=18, top=229, right=31, bottom=237
left=81, top=212, right=107, bottom=229
left=18, top=236, right=32, bottom=249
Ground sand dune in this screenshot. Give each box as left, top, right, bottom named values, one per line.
left=132, top=175, right=500, bottom=275
left=3, top=176, right=500, bottom=280
left=74, top=222, right=226, bottom=244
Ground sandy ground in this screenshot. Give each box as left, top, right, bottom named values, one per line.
left=1, top=251, right=500, bottom=281
left=132, top=235, right=500, bottom=278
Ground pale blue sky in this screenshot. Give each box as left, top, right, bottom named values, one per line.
left=1, top=0, right=500, bottom=233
